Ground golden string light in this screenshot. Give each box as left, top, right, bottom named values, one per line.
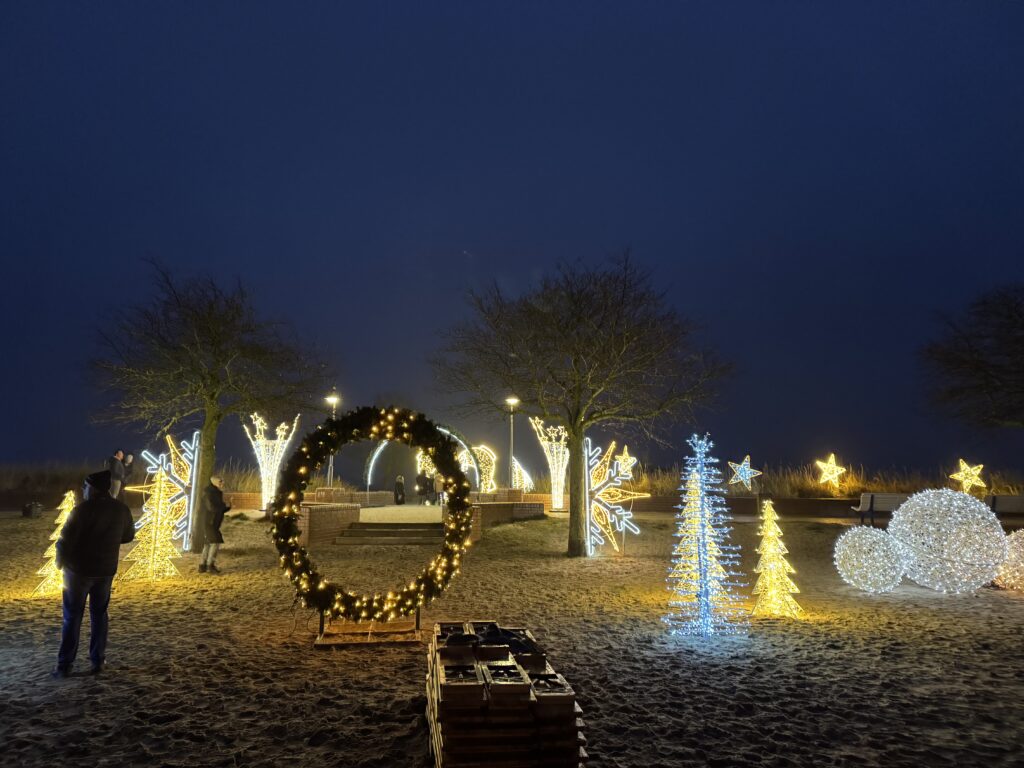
left=815, top=453, right=846, bottom=490
left=949, top=458, right=985, bottom=494
left=244, top=413, right=300, bottom=510
left=750, top=499, right=802, bottom=619
left=584, top=440, right=649, bottom=555
left=529, top=417, right=570, bottom=510
left=457, top=445, right=498, bottom=493
left=33, top=491, right=76, bottom=597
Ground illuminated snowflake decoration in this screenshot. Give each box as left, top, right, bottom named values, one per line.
left=512, top=457, right=535, bottom=492
left=889, top=489, right=1007, bottom=594
left=727, top=455, right=762, bottom=492
left=530, top=417, right=570, bottom=510
left=584, top=438, right=649, bottom=556
left=834, top=526, right=905, bottom=593
left=458, top=445, right=498, bottom=493
left=995, top=530, right=1024, bottom=591
left=244, top=413, right=300, bottom=510
left=949, top=459, right=985, bottom=494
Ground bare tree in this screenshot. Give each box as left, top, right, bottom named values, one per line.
left=433, top=254, right=728, bottom=556
left=921, top=284, right=1024, bottom=429
left=93, top=263, right=331, bottom=546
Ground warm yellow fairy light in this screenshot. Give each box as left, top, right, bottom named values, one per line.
left=949, top=459, right=985, bottom=493
left=529, top=417, right=570, bottom=509
left=815, top=453, right=846, bottom=489
left=750, top=500, right=802, bottom=619
left=33, top=491, right=76, bottom=596
left=457, top=445, right=498, bottom=493
left=244, top=412, right=300, bottom=509
left=121, top=460, right=189, bottom=582
left=415, top=449, right=438, bottom=478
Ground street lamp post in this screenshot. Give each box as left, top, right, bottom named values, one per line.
left=325, top=389, right=341, bottom=487
left=505, top=396, right=520, bottom=490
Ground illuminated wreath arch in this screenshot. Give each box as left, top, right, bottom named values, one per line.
left=270, top=406, right=473, bottom=622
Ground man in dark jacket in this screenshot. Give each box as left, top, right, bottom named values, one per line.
left=198, top=475, right=230, bottom=574
left=105, top=449, right=126, bottom=498
left=53, top=470, right=135, bottom=678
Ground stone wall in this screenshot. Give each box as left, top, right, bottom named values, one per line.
left=296, top=502, right=360, bottom=547
left=471, top=502, right=545, bottom=529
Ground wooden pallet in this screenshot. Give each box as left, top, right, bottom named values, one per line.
left=314, top=619, right=423, bottom=647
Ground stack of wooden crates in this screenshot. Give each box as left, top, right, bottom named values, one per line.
left=427, top=620, right=587, bottom=768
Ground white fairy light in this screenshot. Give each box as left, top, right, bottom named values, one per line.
left=529, top=417, right=570, bottom=510
left=888, top=489, right=1007, bottom=594
left=243, top=413, right=300, bottom=510
left=834, top=526, right=905, bottom=594
left=994, top=530, right=1024, bottom=590
left=511, top=457, right=535, bottom=492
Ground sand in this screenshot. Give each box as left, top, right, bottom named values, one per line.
left=1, top=509, right=1022, bottom=767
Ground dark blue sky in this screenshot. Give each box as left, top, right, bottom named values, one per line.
left=2, top=2, right=1022, bottom=478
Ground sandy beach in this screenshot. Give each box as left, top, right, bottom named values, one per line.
left=1, top=509, right=1022, bottom=767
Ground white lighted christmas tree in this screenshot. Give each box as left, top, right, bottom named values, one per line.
left=244, top=413, right=300, bottom=510
left=750, top=499, right=802, bottom=618
left=530, top=417, right=570, bottom=509
left=33, top=490, right=77, bottom=596
left=663, top=434, right=747, bottom=637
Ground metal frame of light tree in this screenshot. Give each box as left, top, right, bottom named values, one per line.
left=750, top=499, right=802, bottom=618
left=121, top=432, right=200, bottom=581
left=458, top=445, right=498, bottom=493
left=243, top=413, right=300, bottom=510
left=530, top=417, right=570, bottom=510
left=583, top=438, right=649, bottom=555
left=33, top=490, right=76, bottom=596
left=663, top=434, right=747, bottom=637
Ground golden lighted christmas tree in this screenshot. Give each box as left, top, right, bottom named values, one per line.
left=120, top=466, right=186, bottom=581
left=33, top=490, right=77, bottom=596
left=750, top=499, right=802, bottom=618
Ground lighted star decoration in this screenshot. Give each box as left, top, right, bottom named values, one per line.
left=949, top=459, right=985, bottom=493
left=728, top=455, right=762, bottom=492
left=584, top=438, right=650, bottom=556
left=815, top=453, right=846, bottom=489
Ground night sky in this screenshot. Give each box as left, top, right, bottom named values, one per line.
left=2, top=3, right=1022, bottom=478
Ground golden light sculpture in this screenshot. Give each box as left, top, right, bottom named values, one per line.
left=529, top=417, right=570, bottom=510
left=120, top=465, right=187, bottom=581
left=244, top=412, right=300, bottom=510
left=750, top=499, right=802, bottom=619
left=815, top=453, right=846, bottom=490
left=415, top=449, right=438, bottom=478
left=33, top=491, right=76, bottom=596
left=949, top=459, right=985, bottom=494
left=727, top=455, right=762, bottom=492
left=457, top=445, right=498, bottom=493
left=512, top=457, right=535, bottom=492
left=584, top=439, right=649, bottom=555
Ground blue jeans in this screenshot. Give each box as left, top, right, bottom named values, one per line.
left=57, top=570, right=114, bottom=671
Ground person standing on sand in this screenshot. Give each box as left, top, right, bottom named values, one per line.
left=394, top=474, right=405, bottom=505
left=118, top=453, right=134, bottom=501
left=105, top=449, right=127, bottom=498
left=197, top=475, right=230, bottom=574
left=52, top=469, right=136, bottom=678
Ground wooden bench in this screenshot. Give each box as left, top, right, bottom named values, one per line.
left=851, top=493, right=910, bottom=526
left=986, top=496, right=1024, bottom=515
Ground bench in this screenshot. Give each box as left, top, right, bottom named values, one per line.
left=986, top=496, right=1024, bottom=515
left=851, top=493, right=911, bottom=526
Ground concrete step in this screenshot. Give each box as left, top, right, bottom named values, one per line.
left=334, top=521, right=444, bottom=546
left=347, top=522, right=443, bottom=530
left=342, top=528, right=442, bottom=538
left=333, top=536, right=443, bottom=546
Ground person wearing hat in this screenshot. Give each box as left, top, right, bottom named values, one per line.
left=52, top=469, right=136, bottom=678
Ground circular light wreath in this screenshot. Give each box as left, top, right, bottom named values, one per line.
left=270, top=406, right=473, bottom=622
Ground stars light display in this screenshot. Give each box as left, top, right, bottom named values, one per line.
left=458, top=445, right=498, bottom=493
left=243, top=413, right=300, bottom=510
left=815, top=453, right=846, bottom=490
left=833, top=526, right=905, bottom=593
left=120, top=432, right=200, bottom=581
left=271, top=406, right=473, bottom=623
left=750, top=499, right=802, bottom=619
left=583, top=439, right=649, bottom=555
left=663, top=434, right=747, bottom=637
left=949, top=459, right=986, bottom=494
left=529, top=417, right=570, bottom=510
left=511, top=457, right=535, bottom=492
left=727, top=455, right=762, bottom=492
left=33, top=490, right=76, bottom=597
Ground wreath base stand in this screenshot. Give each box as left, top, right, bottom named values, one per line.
left=313, top=609, right=422, bottom=647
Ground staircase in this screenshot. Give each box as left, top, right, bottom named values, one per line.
left=335, top=521, right=445, bottom=546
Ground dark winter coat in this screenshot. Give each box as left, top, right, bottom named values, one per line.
left=56, top=495, right=135, bottom=578
left=199, top=483, right=229, bottom=545
left=105, top=456, right=126, bottom=484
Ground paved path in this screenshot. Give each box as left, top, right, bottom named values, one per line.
left=358, top=504, right=443, bottom=523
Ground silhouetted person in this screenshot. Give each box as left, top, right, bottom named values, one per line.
left=118, top=453, right=134, bottom=501
left=394, top=474, right=406, bottom=505
left=105, top=449, right=127, bottom=498
left=53, top=470, right=135, bottom=678
left=415, top=472, right=429, bottom=505
left=198, top=475, right=230, bottom=574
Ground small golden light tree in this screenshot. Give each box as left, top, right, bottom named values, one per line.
left=750, top=499, right=802, bottom=618
left=33, top=491, right=77, bottom=596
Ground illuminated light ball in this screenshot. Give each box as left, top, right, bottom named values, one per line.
left=834, top=526, right=905, bottom=593
left=888, top=489, right=1008, bottom=594
left=994, top=530, right=1024, bottom=591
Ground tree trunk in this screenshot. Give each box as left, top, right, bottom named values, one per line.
left=189, top=411, right=221, bottom=553
left=566, top=429, right=588, bottom=557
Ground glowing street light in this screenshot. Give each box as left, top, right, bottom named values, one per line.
left=505, top=396, right=519, bottom=489
left=325, top=389, right=341, bottom=487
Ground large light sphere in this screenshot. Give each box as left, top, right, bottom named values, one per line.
left=834, top=527, right=905, bottom=593
left=994, top=530, right=1024, bottom=591
left=888, top=489, right=1007, bottom=594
